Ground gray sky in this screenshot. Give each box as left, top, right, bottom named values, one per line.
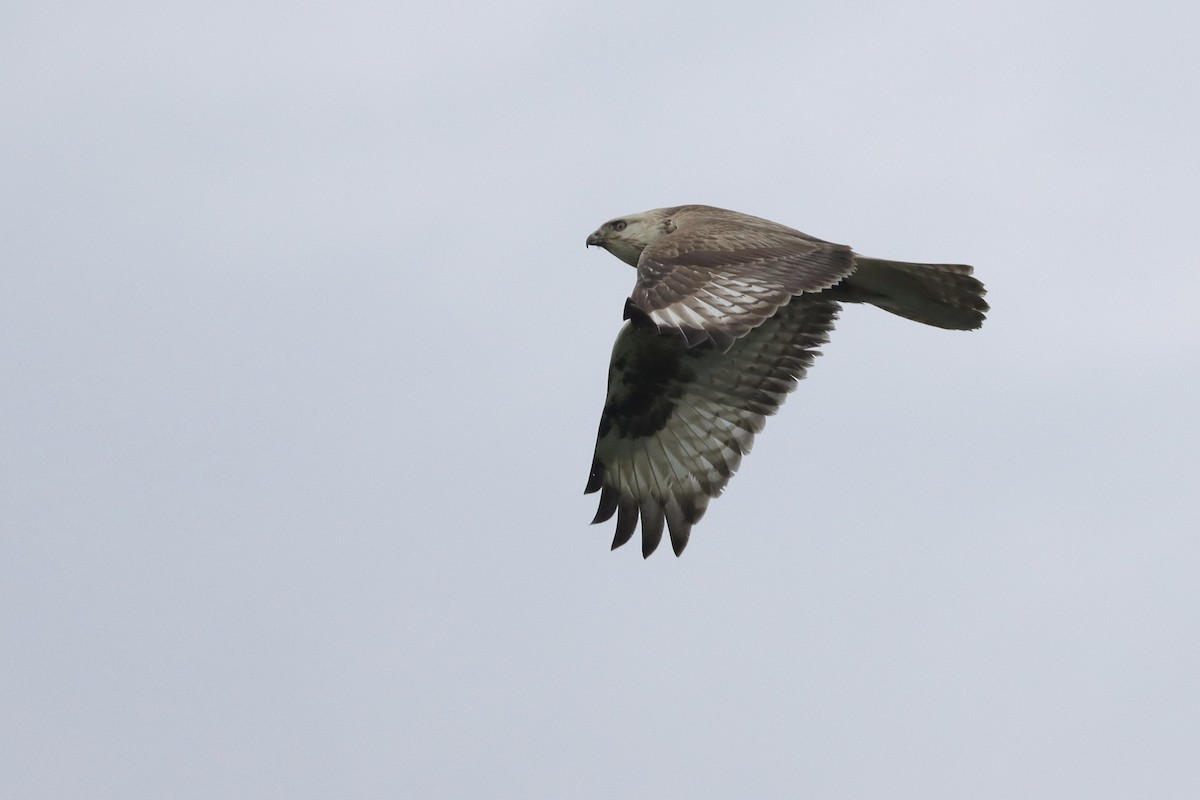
left=3, top=1, right=1199, bottom=797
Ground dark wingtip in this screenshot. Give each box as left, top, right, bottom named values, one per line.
left=640, top=507, right=664, bottom=558
left=584, top=456, right=604, bottom=494
left=612, top=500, right=638, bottom=550
left=590, top=485, right=619, bottom=524
left=668, top=523, right=691, bottom=557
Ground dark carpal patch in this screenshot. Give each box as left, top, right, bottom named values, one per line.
left=602, top=331, right=698, bottom=439
left=622, top=297, right=655, bottom=328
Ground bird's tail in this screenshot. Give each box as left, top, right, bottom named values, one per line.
left=829, top=257, right=989, bottom=330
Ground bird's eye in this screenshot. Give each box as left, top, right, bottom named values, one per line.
left=611, top=220, right=627, bottom=232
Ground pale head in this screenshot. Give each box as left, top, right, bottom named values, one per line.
left=585, top=207, right=680, bottom=267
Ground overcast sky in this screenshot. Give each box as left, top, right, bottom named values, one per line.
left=3, top=1, right=1199, bottom=798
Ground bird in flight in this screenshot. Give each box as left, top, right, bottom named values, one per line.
left=584, top=204, right=987, bottom=558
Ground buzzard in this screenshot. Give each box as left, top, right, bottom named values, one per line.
left=584, top=204, right=987, bottom=557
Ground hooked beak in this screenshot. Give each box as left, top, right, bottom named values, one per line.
left=586, top=232, right=604, bottom=247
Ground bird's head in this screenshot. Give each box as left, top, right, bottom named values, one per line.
left=586, top=208, right=679, bottom=267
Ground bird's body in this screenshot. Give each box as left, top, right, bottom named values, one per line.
left=584, top=204, right=988, bottom=557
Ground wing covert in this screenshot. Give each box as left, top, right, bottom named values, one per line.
left=628, top=206, right=855, bottom=351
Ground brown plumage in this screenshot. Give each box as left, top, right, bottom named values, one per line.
left=584, top=204, right=987, bottom=557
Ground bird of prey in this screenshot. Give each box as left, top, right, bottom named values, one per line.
left=584, top=204, right=987, bottom=558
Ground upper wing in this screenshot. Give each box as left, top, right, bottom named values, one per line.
left=586, top=294, right=841, bottom=557
left=628, top=206, right=855, bottom=351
